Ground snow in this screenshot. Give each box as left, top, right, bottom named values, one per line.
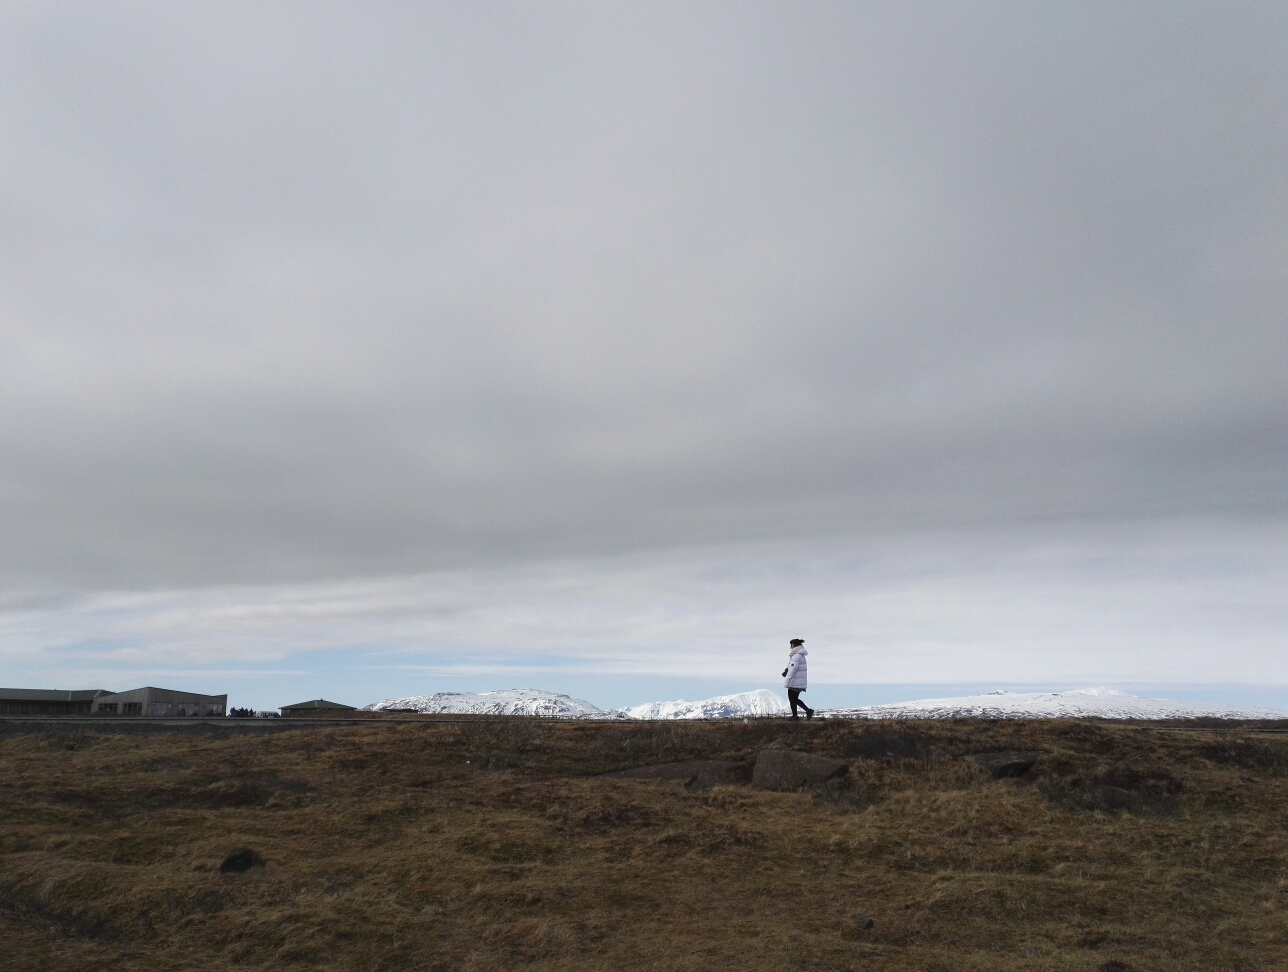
left=363, top=689, right=604, bottom=718
left=362, top=686, right=1288, bottom=721
left=824, top=688, right=1288, bottom=721
left=363, top=688, right=787, bottom=719
left=623, top=689, right=788, bottom=720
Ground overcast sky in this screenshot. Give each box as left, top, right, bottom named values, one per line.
left=1, top=3, right=1284, bottom=707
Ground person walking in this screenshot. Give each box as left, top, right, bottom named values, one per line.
left=782, top=638, right=814, bottom=720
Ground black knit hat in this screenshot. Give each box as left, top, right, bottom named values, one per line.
left=790, top=638, right=804, bottom=646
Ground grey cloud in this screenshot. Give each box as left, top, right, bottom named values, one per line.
left=1, top=2, right=1284, bottom=592
left=6, top=520, right=1286, bottom=689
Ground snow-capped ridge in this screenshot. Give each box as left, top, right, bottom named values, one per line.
left=364, top=689, right=603, bottom=718
left=624, top=689, right=788, bottom=720
left=365, top=688, right=792, bottom=719
left=361, top=686, right=1285, bottom=722
left=825, top=689, right=1288, bottom=721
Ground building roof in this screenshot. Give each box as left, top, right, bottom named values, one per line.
left=280, top=699, right=356, bottom=710
left=0, top=688, right=111, bottom=702
left=96, top=686, right=227, bottom=702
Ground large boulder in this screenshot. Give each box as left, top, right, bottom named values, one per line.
left=752, top=749, right=849, bottom=790
left=968, top=751, right=1044, bottom=779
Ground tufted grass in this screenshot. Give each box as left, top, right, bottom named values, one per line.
left=1, top=715, right=1285, bottom=971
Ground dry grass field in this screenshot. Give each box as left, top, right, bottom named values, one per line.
left=1, top=715, right=1286, bottom=971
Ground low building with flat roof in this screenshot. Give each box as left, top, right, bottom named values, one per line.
left=91, top=687, right=227, bottom=717
left=0, top=688, right=111, bottom=716
left=280, top=699, right=356, bottom=716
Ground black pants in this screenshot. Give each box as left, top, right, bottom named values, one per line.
left=788, top=688, right=812, bottom=717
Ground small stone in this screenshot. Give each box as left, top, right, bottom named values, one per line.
left=219, top=848, right=265, bottom=873
left=420, top=904, right=443, bottom=916
left=859, top=919, right=874, bottom=930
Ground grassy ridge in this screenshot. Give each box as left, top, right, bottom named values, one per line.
left=1, top=717, right=1285, bottom=971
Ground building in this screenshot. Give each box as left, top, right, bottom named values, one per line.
left=91, top=687, right=227, bottom=717
left=0, top=688, right=111, bottom=716
left=280, top=699, right=357, bottom=716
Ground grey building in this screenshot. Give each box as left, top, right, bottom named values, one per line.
left=280, top=699, right=356, bottom=716
left=0, top=688, right=111, bottom=716
left=91, top=686, right=227, bottom=717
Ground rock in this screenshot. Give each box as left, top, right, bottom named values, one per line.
left=859, top=919, right=875, bottom=930
left=219, top=848, right=265, bottom=873
left=968, top=751, right=1044, bottom=779
left=420, top=904, right=443, bottom=916
left=604, top=760, right=751, bottom=791
left=752, top=749, right=849, bottom=790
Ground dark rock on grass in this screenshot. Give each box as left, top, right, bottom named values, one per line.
left=840, top=917, right=877, bottom=940
left=968, top=751, right=1044, bottom=779
left=219, top=848, right=265, bottom=873
left=842, top=731, right=932, bottom=760
left=604, top=760, right=751, bottom=791
left=1099, top=961, right=1135, bottom=972
left=752, top=749, right=848, bottom=790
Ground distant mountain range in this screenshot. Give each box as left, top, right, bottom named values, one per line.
left=622, top=689, right=787, bottom=719
left=363, top=689, right=604, bottom=718
left=363, top=687, right=1288, bottom=721
left=825, top=688, right=1288, bottom=720
left=363, top=688, right=785, bottom=719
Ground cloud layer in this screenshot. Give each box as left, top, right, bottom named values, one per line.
left=1, top=6, right=1284, bottom=708
left=7, top=519, right=1284, bottom=697
left=2, top=3, right=1284, bottom=595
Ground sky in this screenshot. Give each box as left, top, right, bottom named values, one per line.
left=1, top=2, right=1285, bottom=711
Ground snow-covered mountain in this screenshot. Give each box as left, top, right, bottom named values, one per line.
left=363, top=689, right=604, bottom=718
left=361, top=686, right=1286, bottom=722
left=623, top=689, right=788, bottom=720
left=363, top=688, right=789, bottom=719
left=825, top=688, right=1288, bottom=720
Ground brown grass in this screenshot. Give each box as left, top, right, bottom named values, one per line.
left=1, top=716, right=1286, bottom=971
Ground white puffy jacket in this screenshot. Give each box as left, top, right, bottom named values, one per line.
left=783, top=647, right=808, bottom=689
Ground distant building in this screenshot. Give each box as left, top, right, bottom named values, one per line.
left=0, top=688, right=111, bottom=716
left=280, top=699, right=356, bottom=716
left=91, top=687, right=227, bottom=717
